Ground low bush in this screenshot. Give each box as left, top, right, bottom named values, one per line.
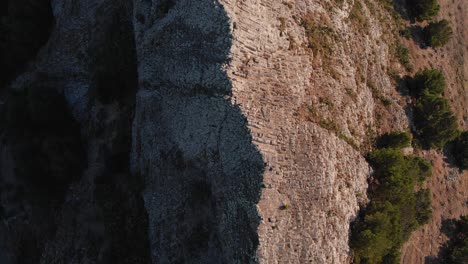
left=413, top=93, right=459, bottom=149
left=424, top=19, right=453, bottom=48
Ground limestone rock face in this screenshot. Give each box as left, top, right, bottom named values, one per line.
left=129, top=0, right=382, bottom=262
left=1, top=0, right=417, bottom=263
left=131, top=1, right=263, bottom=263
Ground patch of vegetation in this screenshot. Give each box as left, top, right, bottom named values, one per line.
left=399, top=28, right=412, bottom=39
left=451, top=131, right=468, bottom=170
left=415, top=189, right=432, bottom=224
left=408, top=156, right=432, bottom=183
left=338, top=133, right=360, bottom=151
left=319, top=118, right=340, bottom=132
left=349, top=1, right=369, bottom=30
left=350, top=138, right=433, bottom=263
left=376, top=131, right=412, bottom=149
left=406, top=69, right=459, bottom=149
left=407, top=0, right=440, bottom=21
left=424, top=19, right=453, bottom=48
left=319, top=97, right=334, bottom=108
left=413, top=92, right=459, bottom=149
left=395, top=42, right=412, bottom=72
left=369, top=83, right=392, bottom=106
left=301, top=14, right=336, bottom=57
left=410, top=69, right=446, bottom=97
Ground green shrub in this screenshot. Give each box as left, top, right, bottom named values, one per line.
left=407, top=156, right=432, bottom=183
left=411, top=69, right=446, bottom=97
left=368, top=148, right=406, bottom=180
left=377, top=131, right=412, bottom=149
left=351, top=143, right=433, bottom=263
left=407, top=0, right=440, bottom=21
left=351, top=202, right=402, bottom=264
left=451, top=131, right=468, bottom=170
left=413, top=93, right=459, bottom=149
left=424, top=20, right=453, bottom=48
left=399, top=28, right=412, bottom=40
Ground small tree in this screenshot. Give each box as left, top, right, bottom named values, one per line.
left=411, top=69, right=446, bottom=97
left=408, top=0, right=440, bottom=21
left=407, top=156, right=432, bottom=183
left=425, top=20, right=453, bottom=48
left=413, top=93, right=459, bottom=149
left=376, top=131, right=412, bottom=149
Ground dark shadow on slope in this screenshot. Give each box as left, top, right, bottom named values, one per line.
left=425, top=217, right=468, bottom=264
left=396, top=75, right=412, bottom=96
left=131, top=1, right=265, bottom=263
left=393, top=0, right=414, bottom=21
left=408, top=25, right=428, bottom=49
left=0, top=0, right=54, bottom=90
left=0, top=1, right=151, bottom=263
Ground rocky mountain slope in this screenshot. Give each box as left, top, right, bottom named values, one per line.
left=0, top=0, right=466, bottom=263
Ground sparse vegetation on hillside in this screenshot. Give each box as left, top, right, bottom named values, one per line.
left=301, top=14, right=335, bottom=57
left=424, top=19, right=453, bottom=48
left=350, top=137, right=432, bottom=264
left=395, top=42, right=412, bottom=72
